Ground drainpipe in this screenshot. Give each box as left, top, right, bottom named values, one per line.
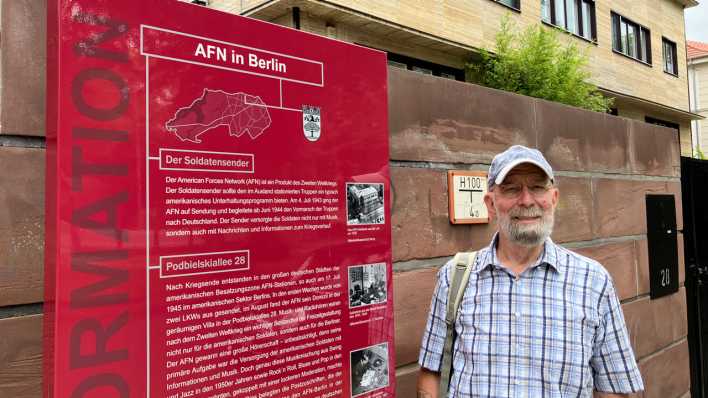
left=683, top=5, right=695, bottom=157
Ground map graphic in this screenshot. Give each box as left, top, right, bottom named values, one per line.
left=165, top=89, right=272, bottom=143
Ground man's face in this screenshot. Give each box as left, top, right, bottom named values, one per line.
left=484, top=163, right=558, bottom=247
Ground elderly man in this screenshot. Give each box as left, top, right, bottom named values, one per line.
left=417, top=145, right=643, bottom=398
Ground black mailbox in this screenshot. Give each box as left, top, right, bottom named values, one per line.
left=645, top=194, right=679, bottom=299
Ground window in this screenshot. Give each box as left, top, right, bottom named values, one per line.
left=387, top=60, right=407, bottom=70
left=662, top=37, right=678, bottom=76
left=611, top=12, right=651, bottom=64
left=386, top=53, right=465, bottom=81
left=542, top=0, right=596, bottom=41
left=541, top=0, right=551, bottom=21
left=645, top=116, right=679, bottom=133
left=411, top=66, right=434, bottom=75
left=492, top=0, right=521, bottom=10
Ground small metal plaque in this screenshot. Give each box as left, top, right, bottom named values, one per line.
left=645, top=194, right=679, bottom=299
left=448, top=170, right=489, bottom=224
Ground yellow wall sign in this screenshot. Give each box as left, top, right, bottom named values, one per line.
left=448, top=170, right=489, bottom=224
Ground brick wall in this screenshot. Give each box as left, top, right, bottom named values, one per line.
left=388, top=68, right=688, bottom=398
left=0, top=1, right=690, bottom=397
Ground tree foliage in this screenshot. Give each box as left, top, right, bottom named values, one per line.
left=470, top=18, right=613, bottom=112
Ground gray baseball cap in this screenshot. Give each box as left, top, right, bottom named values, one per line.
left=487, top=145, right=554, bottom=190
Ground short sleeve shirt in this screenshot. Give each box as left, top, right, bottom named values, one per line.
left=418, top=236, right=643, bottom=397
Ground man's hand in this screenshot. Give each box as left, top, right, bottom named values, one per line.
left=417, top=368, right=441, bottom=398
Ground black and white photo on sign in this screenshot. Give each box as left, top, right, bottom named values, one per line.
left=348, top=262, right=387, bottom=308
left=350, top=343, right=389, bottom=397
left=346, top=183, right=384, bottom=225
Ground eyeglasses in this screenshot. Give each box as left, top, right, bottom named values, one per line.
left=495, top=182, right=552, bottom=199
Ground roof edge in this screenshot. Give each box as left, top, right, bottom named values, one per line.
left=242, top=0, right=481, bottom=55
left=598, top=87, right=705, bottom=121
left=687, top=40, right=708, bottom=60
left=675, top=0, right=699, bottom=7
left=689, top=57, right=708, bottom=65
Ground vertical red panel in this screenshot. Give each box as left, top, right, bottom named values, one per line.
left=43, top=1, right=59, bottom=397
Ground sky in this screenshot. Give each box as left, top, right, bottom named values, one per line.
left=685, top=1, right=708, bottom=42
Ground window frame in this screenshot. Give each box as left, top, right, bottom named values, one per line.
left=645, top=116, right=680, bottom=132
left=386, top=52, right=466, bottom=81
left=490, top=0, right=521, bottom=12
left=542, top=0, right=597, bottom=43
left=662, top=37, right=679, bottom=77
left=611, top=11, right=652, bottom=66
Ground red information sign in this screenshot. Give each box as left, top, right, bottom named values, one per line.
left=45, top=2, right=393, bottom=397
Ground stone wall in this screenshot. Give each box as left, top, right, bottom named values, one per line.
left=0, top=1, right=690, bottom=397
left=0, top=0, right=46, bottom=396
left=388, top=68, right=688, bottom=398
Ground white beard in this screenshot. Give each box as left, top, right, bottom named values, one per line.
left=496, top=205, right=555, bottom=247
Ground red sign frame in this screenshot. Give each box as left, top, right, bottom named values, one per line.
left=45, top=1, right=393, bottom=397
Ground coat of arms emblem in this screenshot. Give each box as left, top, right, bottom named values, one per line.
left=302, top=105, right=321, bottom=142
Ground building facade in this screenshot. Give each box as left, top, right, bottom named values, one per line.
left=688, top=40, right=708, bottom=156
left=199, top=0, right=702, bottom=155
left=0, top=1, right=694, bottom=397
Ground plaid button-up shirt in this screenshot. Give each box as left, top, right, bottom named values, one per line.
left=419, top=235, right=643, bottom=397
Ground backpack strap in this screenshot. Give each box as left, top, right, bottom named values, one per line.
left=439, top=251, right=477, bottom=397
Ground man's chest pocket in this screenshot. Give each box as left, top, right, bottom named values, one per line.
left=455, top=293, right=500, bottom=355
left=456, top=293, right=599, bottom=361
left=534, top=304, right=599, bottom=374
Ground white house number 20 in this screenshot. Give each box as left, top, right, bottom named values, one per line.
left=660, top=268, right=671, bottom=287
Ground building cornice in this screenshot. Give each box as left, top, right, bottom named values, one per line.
left=689, top=57, right=708, bottom=66
left=244, top=0, right=479, bottom=51
left=599, top=87, right=705, bottom=121
left=675, top=0, right=699, bottom=8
